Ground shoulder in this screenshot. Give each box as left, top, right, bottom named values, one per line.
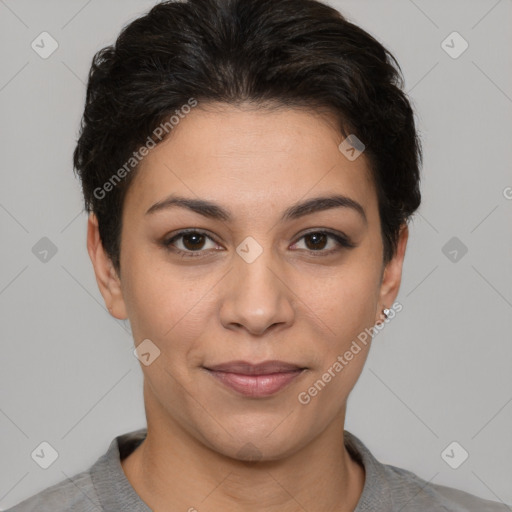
left=384, top=463, right=510, bottom=511
left=343, top=430, right=510, bottom=512
left=4, top=469, right=100, bottom=512
left=5, top=429, right=148, bottom=512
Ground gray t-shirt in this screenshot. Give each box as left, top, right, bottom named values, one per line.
left=6, top=428, right=510, bottom=511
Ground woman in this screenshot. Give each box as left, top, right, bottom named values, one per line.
left=8, top=0, right=510, bottom=510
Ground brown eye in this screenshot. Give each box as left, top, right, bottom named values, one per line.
left=164, top=230, right=220, bottom=257
left=292, top=230, right=355, bottom=255
left=304, top=232, right=328, bottom=250
left=181, top=232, right=206, bottom=251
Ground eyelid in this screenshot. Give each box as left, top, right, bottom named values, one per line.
left=163, top=228, right=355, bottom=257
left=294, top=228, right=355, bottom=248
left=164, top=228, right=221, bottom=251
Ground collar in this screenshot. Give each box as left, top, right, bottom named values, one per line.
left=89, top=428, right=392, bottom=511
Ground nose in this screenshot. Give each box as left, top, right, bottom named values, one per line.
left=219, top=243, right=295, bottom=336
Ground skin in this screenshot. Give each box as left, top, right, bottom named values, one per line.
left=87, top=103, right=408, bottom=512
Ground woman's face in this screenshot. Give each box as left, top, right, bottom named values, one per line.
left=90, top=104, right=407, bottom=460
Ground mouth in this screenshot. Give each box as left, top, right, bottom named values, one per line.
left=202, top=360, right=308, bottom=398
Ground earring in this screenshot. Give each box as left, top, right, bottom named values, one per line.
left=382, top=308, right=390, bottom=319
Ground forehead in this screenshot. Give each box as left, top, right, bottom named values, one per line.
left=124, top=104, right=377, bottom=222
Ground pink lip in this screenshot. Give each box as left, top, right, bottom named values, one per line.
left=203, top=360, right=307, bottom=397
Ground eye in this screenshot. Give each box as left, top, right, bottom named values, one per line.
left=163, top=229, right=221, bottom=257
left=163, top=229, right=355, bottom=259
left=291, top=230, right=355, bottom=255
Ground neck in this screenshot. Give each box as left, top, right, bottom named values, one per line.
left=121, top=387, right=365, bottom=512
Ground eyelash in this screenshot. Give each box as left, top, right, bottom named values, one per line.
left=163, top=229, right=356, bottom=258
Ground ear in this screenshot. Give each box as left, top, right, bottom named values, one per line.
left=375, top=223, right=408, bottom=325
left=87, top=212, right=128, bottom=320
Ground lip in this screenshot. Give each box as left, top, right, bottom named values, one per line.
left=205, top=360, right=305, bottom=375
left=203, top=360, right=307, bottom=398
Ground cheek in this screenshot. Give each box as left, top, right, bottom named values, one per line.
left=121, top=252, right=215, bottom=348
left=294, top=267, right=378, bottom=413
left=300, top=260, right=380, bottom=342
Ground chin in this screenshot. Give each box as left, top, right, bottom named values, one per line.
left=197, top=419, right=309, bottom=462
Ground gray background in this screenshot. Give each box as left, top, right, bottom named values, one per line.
left=1, top=0, right=511, bottom=508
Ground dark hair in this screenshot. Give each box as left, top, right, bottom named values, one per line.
left=73, top=0, right=422, bottom=275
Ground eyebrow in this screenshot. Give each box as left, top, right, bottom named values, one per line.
left=145, top=193, right=367, bottom=225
